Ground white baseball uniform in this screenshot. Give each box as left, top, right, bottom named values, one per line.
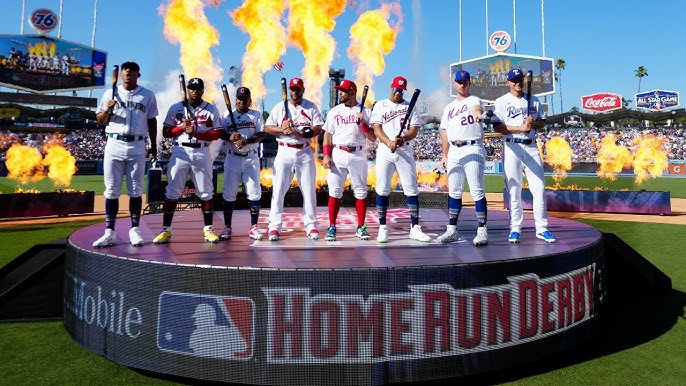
left=162, top=100, right=221, bottom=201
left=370, top=98, right=421, bottom=196
left=439, top=95, right=486, bottom=201
left=222, top=108, right=264, bottom=202
left=97, top=85, right=158, bottom=199
left=322, top=103, right=371, bottom=199
left=265, top=99, right=324, bottom=233
left=492, top=92, right=549, bottom=233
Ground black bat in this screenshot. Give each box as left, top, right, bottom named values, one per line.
left=525, top=70, right=534, bottom=131
left=479, top=109, right=494, bottom=123
left=397, top=88, right=421, bottom=138
left=359, top=85, right=369, bottom=112
left=280, top=77, right=291, bottom=121
left=107, top=65, right=119, bottom=116
left=220, top=84, right=238, bottom=132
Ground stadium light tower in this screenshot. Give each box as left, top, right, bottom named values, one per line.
left=328, top=68, right=345, bottom=109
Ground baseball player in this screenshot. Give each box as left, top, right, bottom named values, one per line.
left=264, top=77, right=324, bottom=241
left=219, top=86, right=266, bottom=241
left=492, top=68, right=556, bottom=243
left=370, top=76, right=430, bottom=243
left=321, top=80, right=376, bottom=241
left=92, top=61, right=158, bottom=248
left=437, top=71, right=489, bottom=245
left=152, top=77, right=223, bottom=244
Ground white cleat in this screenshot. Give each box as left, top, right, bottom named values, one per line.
left=129, top=227, right=144, bottom=246
left=436, top=225, right=459, bottom=243
left=473, top=226, right=489, bottom=246
left=93, top=228, right=116, bottom=248
left=409, top=224, right=431, bottom=242
left=377, top=225, right=388, bottom=243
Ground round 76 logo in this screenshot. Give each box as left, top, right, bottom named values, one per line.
left=29, top=8, right=58, bottom=34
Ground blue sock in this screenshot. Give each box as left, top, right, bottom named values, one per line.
left=105, top=198, right=118, bottom=229
left=475, top=197, right=488, bottom=227
left=448, top=197, right=462, bottom=226
left=407, top=195, right=419, bottom=226
left=376, top=195, right=389, bottom=225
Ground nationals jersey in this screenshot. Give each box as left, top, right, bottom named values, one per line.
left=163, top=100, right=222, bottom=143
left=223, top=108, right=264, bottom=154
left=439, top=95, right=485, bottom=142
left=491, top=92, right=546, bottom=141
left=97, top=85, right=158, bottom=136
left=369, top=98, right=421, bottom=141
left=266, top=99, right=324, bottom=146
left=322, top=103, right=371, bottom=146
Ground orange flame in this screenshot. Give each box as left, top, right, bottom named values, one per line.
left=42, top=134, right=77, bottom=188
left=287, top=0, right=347, bottom=106
left=231, top=0, right=288, bottom=105
left=6, top=143, right=45, bottom=185
left=348, top=2, right=403, bottom=105
left=632, top=134, right=668, bottom=185
left=544, top=136, right=573, bottom=186
left=596, top=133, right=633, bottom=181
left=160, top=0, right=223, bottom=102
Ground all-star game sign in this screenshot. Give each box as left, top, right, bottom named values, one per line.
left=29, top=8, right=59, bottom=35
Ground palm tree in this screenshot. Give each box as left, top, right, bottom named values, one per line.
left=621, top=97, right=632, bottom=109
left=635, top=66, right=648, bottom=93
left=555, top=59, right=566, bottom=112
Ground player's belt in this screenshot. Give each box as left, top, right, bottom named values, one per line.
left=450, top=140, right=478, bottom=147
left=334, top=145, right=363, bottom=152
left=228, top=149, right=257, bottom=157
left=175, top=142, right=210, bottom=148
left=278, top=142, right=306, bottom=149
left=504, top=138, right=533, bottom=145
left=108, top=133, right=145, bottom=142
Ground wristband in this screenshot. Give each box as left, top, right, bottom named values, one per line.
left=323, top=144, right=332, bottom=156
left=359, top=123, right=371, bottom=133
left=170, top=125, right=185, bottom=136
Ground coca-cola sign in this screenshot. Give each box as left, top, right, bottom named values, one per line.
left=581, top=93, right=622, bottom=112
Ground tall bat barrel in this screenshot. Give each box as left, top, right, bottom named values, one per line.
left=280, top=77, right=291, bottom=120
left=359, top=85, right=369, bottom=112
left=221, top=84, right=238, bottom=132
left=396, top=88, right=421, bottom=138
left=107, top=65, right=119, bottom=116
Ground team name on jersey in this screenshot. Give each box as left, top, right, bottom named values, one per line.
left=331, top=113, right=358, bottom=125
left=381, top=107, right=406, bottom=123
left=116, top=100, right=147, bottom=113
left=447, top=104, right=469, bottom=120
left=506, top=105, right=535, bottom=118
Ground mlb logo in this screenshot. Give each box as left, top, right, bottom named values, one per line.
left=157, top=291, right=254, bottom=360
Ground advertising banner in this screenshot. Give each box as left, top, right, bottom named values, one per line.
left=635, top=90, right=679, bottom=111
left=0, top=34, right=107, bottom=93
left=581, top=93, right=622, bottom=112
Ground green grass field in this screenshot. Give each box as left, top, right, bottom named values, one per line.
left=1, top=174, right=685, bottom=384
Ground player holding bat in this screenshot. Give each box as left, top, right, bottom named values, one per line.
left=491, top=68, right=556, bottom=244
left=370, top=76, right=430, bottom=243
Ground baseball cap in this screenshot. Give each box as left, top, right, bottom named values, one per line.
left=187, top=78, right=204, bottom=89
left=289, top=78, right=304, bottom=89
left=236, top=86, right=251, bottom=98
left=391, top=76, right=407, bottom=90
left=454, top=71, right=470, bottom=82
left=334, top=79, right=357, bottom=92
left=507, top=68, right=524, bottom=81
left=120, top=61, right=140, bottom=72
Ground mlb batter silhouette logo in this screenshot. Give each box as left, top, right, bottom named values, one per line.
left=157, top=291, right=254, bottom=359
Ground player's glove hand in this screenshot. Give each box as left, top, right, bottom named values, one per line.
left=229, top=132, right=241, bottom=142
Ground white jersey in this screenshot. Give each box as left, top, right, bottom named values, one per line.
left=97, top=85, right=158, bottom=136
left=322, top=103, right=371, bottom=146
left=163, top=100, right=222, bottom=143
left=223, top=108, right=264, bottom=153
left=266, top=99, right=324, bottom=146
left=369, top=98, right=421, bottom=141
left=439, top=95, right=485, bottom=142
left=491, top=92, right=546, bottom=140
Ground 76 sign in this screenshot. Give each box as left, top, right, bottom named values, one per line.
left=489, top=30, right=511, bottom=52
left=29, top=8, right=59, bottom=34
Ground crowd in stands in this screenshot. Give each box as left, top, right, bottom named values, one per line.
left=2, top=125, right=685, bottom=163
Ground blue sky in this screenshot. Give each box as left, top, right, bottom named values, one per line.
left=1, top=0, right=684, bottom=118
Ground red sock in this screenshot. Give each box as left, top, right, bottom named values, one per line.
left=328, top=197, right=341, bottom=226
left=356, top=198, right=366, bottom=227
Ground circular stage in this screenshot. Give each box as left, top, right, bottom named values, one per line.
left=64, top=207, right=604, bottom=385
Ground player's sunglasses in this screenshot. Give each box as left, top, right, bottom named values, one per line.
left=455, top=81, right=469, bottom=85
left=393, top=87, right=405, bottom=94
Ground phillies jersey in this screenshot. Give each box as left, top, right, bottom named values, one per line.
left=439, top=95, right=485, bottom=142
left=163, top=100, right=222, bottom=143
left=491, top=93, right=546, bottom=140
left=266, top=99, right=324, bottom=146
left=223, top=108, right=264, bottom=153
left=97, top=85, right=158, bottom=136
left=322, top=103, right=371, bottom=146
left=369, top=98, right=420, bottom=140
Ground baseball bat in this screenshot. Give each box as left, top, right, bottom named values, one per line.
left=396, top=88, right=421, bottom=138
left=525, top=70, right=534, bottom=132
left=107, top=65, right=119, bottom=116
left=280, top=77, right=291, bottom=121
left=359, top=85, right=369, bottom=112
left=220, top=84, right=238, bottom=132
left=179, top=73, right=196, bottom=135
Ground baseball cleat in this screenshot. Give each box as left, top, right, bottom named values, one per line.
left=93, top=228, right=116, bottom=248
left=356, top=224, right=371, bottom=240
left=219, top=227, right=232, bottom=240
left=203, top=228, right=220, bottom=243
left=153, top=228, right=172, bottom=244
left=409, top=224, right=431, bottom=242
left=307, top=228, right=320, bottom=240
left=268, top=230, right=280, bottom=241
left=507, top=231, right=521, bottom=243
left=129, top=227, right=144, bottom=246
left=436, top=225, right=459, bottom=243
left=536, top=231, right=557, bottom=243
left=377, top=225, right=388, bottom=243
left=325, top=226, right=336, bottom=241
left=473, top=226, right=489, bottom=246
left=248, top=225, right=263, bottom=240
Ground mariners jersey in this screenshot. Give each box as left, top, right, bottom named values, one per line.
left=163, top=100, right=222, bottom=143
left=439, top=95, right=485, bottom=142
left=369, top=98, right=421, bottom=141
left=492, top=93, right=546, bottom=140
left=266, top=99, right=324, bottom=146
left=223, top=108, right=264, bottom=153
left=322, top=103, right=371, bottom=147
left=97, top=85, right=158, bottom=136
